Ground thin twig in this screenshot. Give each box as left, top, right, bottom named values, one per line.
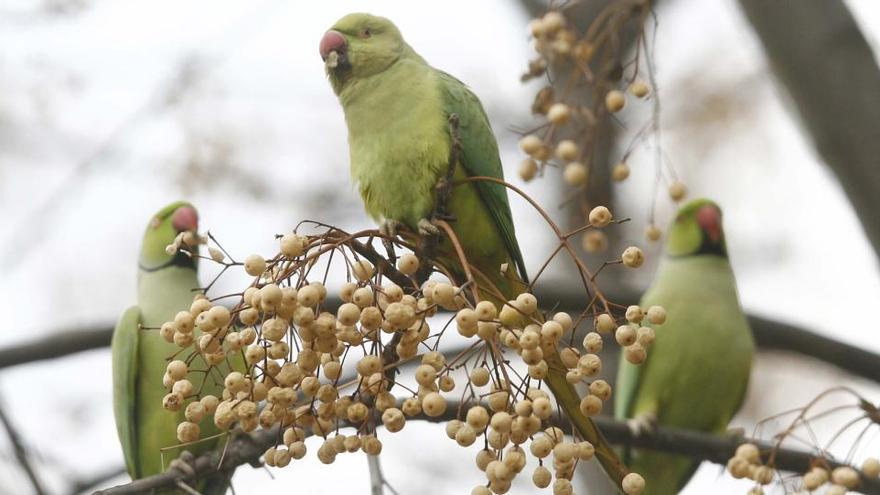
left=0, top=398, right=46, bottom=494
left=367, top=455, right=385, bottom=495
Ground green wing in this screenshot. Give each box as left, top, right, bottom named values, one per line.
left=111, top=305, right=142, bottom=478
left=437, top=71, right=528, bottom=283
left=614, top=258, right=755, bottom=430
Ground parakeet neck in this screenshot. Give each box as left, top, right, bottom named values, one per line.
left=337, top=52, right=428, bottom=110
left=654, top=255, right=739, bottom=302
left=137, top=266, right=199, bottom=325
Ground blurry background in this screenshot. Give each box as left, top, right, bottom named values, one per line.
left=1, top=0, right=879, bottom=493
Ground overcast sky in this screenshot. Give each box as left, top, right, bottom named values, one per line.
left=1, top=0, right=879, bottom=493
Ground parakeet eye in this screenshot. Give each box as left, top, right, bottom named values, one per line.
left=360, top=28, right=371, bottom=39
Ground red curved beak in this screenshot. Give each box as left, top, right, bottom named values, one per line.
left=696, top=205, right=721, bottom=243
left=320, top=30, right=346, bottom=60
left=172, top=206, right=198, bottom=233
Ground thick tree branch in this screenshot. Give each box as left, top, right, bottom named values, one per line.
left=3, top=287, right=880, bottom=383
left=737, top=0, right=880, bottom=259
left=539, top=285, right=880, bottom=383
left=747, top=313, right=880, bottom=383
left=67, top=466, right=127, bottom=495
left=519, top=0, right=547, bottom=19
left=94, top=428, right=272, bottom=494
left=93, top=401, right=880, bottom=494
left=0, top=327, right=113, bottom=370
left=593, top=416, right=880, bottom=493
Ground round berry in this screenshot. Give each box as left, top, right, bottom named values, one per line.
left=589, top=205, right=612, bottom=228
left=243, top=254, right=266, bottom=276
left=622, top=246, right=645, bottom=268
left=629, top=80, right=650, bottom=98
left=547, top=103, right=570, bottom=124
left=612, top=162, right=630, bottom=181
left=563, top=162, right=588, bottom=186
left=605, top=90, right=626, bottom=112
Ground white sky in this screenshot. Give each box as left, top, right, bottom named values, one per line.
left=0, top=0, right=879, bottom=493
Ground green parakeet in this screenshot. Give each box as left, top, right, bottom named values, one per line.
left=111, top=202, right=230, bottom=493
left=321, top=12, right=626, bottom=484
left=614, top=199, right=755, bottom=494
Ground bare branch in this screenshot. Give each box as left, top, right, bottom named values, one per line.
left=367, top=455, right=385, bottom=495
left=92, top=401, right=880, bottom=494
left=0, top=327, right=113, bottom=370
left=93, top=428, right=270, bottom=495
left=540, top=285, right=880, bottom=384
left=747, top=313, right=880, bottom=384
left=66, top=466, right=127, bottom=495
left=592, top=416, right=880, bottom=493
left=0, top=398, right=46, bottom=494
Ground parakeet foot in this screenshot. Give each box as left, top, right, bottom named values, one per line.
left=627, top=412, right=658, bottom=438
left=168, top=451, right=196, bottom=477
left=380, top=219, right=403, bottom=238
left=418, top=218, right=440, bottom=236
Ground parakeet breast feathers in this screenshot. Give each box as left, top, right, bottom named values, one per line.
left=341, top=58, right=449, bottom=228
left=634, top=255, right=754, bottom=428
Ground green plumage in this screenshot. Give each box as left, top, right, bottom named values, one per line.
left=615, top=199, right=755, bottom=494
left=326, top=13, right=526, bottom=293
left=111, top=202, right=230, bottom=492
left=324, top=13, right=627, bottom=485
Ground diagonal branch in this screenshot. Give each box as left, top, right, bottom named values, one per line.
left=0, top=398, right=46, bottom=494
left=66, top=466, right=127, bottom=495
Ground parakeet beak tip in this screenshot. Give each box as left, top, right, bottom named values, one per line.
left=320, top=30, right=346, bottom=61
left=696, top=205, right=722, bottom=243
left=172, top=206, right=198, bottom=233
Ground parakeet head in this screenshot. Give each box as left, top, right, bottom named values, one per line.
left=665, top=198, right=727, bottom=257
left=320, top=13, right=408, bottom=94
left=139, top=201, right=199, bottom=271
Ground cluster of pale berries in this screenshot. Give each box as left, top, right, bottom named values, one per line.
left=157, top=230, right=659, bottom=494
left=164, top=229, right=204, bottom=256
left=726, top=443, right=879, bottom=494
left=158, top=232, right=467, bottom=463
left=447, top=292, right=661, bottom=494
left=582, top=205, right=648, bottom=269
left=518, top=10, right=687, bottom=245
left=602, top=303, right=666, bottom=368
left=518, top=11, right=659, bottom=186
left=163, top=229, right=229, bottom=266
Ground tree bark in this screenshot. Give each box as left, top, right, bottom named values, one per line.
left=738, top=0, right=880, bottom=259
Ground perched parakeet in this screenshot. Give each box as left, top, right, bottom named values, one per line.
left=614, top=199, right=755, bottom=494
left=321, top=13, right=625, bottom=483
left=111, top=202, right=230, bottom=493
